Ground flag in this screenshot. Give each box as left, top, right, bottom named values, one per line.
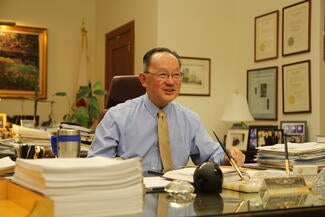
left=76, top=23, right=90, bottom=90
left=75, top=22, right=90, bottom=108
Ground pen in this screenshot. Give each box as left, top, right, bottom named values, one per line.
left=212, top=131, right=246, bottom=181
left=147, top=170, right=164, bottom=176
left=284, top=140, right=290, bottom=175
left=146, top=187, right=165, bottom=193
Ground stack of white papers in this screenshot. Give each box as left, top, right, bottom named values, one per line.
left=0, top=156, right=15, bottom=174
left=256, top=142, right=325, bottom=170
left=12, top=157, right=143, bottom=217
left=12, top=124, right=52, bottom=141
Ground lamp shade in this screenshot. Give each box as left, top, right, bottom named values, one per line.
left=221, top=93, right=254, bottom=122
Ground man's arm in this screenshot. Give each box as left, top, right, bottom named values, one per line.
left=87, top=112, right=120, bottom=158
left=189, top=121, right=245, bottom=166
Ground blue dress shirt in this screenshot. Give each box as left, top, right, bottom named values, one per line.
left=88, top=94, right=225, bottom=172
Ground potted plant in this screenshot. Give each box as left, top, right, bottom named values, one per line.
left=54, top=81, right=107, bottom=128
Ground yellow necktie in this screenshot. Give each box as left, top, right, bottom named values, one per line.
left=157, top=109, right=173, bottom=172
left=157, top=194, right=168, bottom=217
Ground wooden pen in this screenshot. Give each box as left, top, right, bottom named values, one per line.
left=213, top=131, right=246, bottom=181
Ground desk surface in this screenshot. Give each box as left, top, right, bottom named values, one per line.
left=143, top=189, right=325, bottom=217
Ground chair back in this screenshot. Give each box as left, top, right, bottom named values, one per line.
left=106, top=75, right=146, bottom=108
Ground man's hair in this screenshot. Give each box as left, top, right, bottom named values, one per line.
left=142, top=47, right=181, bottom=71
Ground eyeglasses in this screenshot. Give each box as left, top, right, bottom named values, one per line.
left=145, top=71, right=183, bottom=80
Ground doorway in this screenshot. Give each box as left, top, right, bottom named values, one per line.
left=105, top=20, right=135, bottom=103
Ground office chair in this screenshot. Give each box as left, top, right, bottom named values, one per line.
left=106, top=75, right=146, bottom=109
left=97, top=75, right=146, bottom=125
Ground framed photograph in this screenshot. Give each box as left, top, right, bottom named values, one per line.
left=257, top=129, right=284, bottom=147
left=226, top=129, right=249, bottom=151
left=282, top=0, right=311, bottom=56
left=280, top=120, right=307, bottom=143
left=282, top=60, right=311, bottom=114
left=254, top=10, right=279, bottom=62
left=248, top=125, right=278, bottom=149
left=247, top=66, right=278, bottom=120
left=0, top=25, right=48, bottom=99
left=180, top=57, right=210, bottom=96
left=0, top=113, right=7, bottom=130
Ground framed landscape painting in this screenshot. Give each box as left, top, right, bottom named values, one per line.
left=0, top=25, right=48, bottom=99
left=180, top=57, right=210, bottom=96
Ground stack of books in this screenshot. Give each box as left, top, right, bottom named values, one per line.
left=12, top=157, right=143, bottom=217
left=256, top=142, right=325, bottom=170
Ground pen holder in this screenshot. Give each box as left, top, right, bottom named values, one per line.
left=51, top=129, right=81, bottom=158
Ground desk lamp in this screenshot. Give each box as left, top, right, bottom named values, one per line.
left=221, top=93, right=254, bottom=129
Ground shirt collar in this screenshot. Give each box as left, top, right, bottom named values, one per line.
left=143, top=93, right=171, bottom=118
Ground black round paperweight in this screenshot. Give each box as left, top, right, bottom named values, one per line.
left=193, top=162, right=223, bottom=193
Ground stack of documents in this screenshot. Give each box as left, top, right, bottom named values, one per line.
left=60, top=123, right=94, bottom=145
left=12, top=157, right=143, bottom=217
left=256, top=142, right=325, bottom=170
left=12, top=124, right=52, bottom=142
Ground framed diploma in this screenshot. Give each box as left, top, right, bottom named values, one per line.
left=282, top=0, right=311, bottom=56
left=247, top=66, right=278, bottom=120
left=282, top=60, right=311, bottom=114
left=254, top=10, right=279, bottom=62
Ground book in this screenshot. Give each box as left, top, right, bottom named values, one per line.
left=0, top=156, right=15, bottom=174
left=60, top=123, right=94, bottom=133
left=13, top=157, right=143, bottom=217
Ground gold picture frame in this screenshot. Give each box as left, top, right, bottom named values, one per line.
left=0, top=25, right=48, bottom=99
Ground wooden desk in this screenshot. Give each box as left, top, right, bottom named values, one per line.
left=144, top=189, right=325, bottom=217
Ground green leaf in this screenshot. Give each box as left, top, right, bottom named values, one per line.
left=88, top=96, right=100, bottom=119
left=74, top=107, right=89, bottom=127
left=93, top=81, right=102, bottom=91
left=54, top=92, right=67, bottom=96
left=94, top=89, right=108, bottom=95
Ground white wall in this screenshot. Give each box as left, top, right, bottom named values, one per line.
left=157, top=0, right=236, bottom=137
left=0, top=0, right=96, bottom=125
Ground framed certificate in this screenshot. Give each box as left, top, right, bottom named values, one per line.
left=282, top=0, right=311, bottom=56
left=247, top=66, right=278, bottom=120
left=254, top=10, right=279, bottom=62
left=282, top=60, right=311, bottom=114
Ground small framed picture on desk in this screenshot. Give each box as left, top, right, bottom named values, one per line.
left=0, top=113, right=7, bottom=130
left=226, top=129, right=249, bottom=151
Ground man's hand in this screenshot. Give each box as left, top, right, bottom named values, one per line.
left=223, top=147, right=245, bottom=166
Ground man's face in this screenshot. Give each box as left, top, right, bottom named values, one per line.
left=140, top=52, right=181, bottom=108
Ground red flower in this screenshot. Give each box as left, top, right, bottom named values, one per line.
left=76, top=98, right=87, bottom=107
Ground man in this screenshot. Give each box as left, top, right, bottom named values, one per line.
left=88, top=47, right=245, bottom=172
